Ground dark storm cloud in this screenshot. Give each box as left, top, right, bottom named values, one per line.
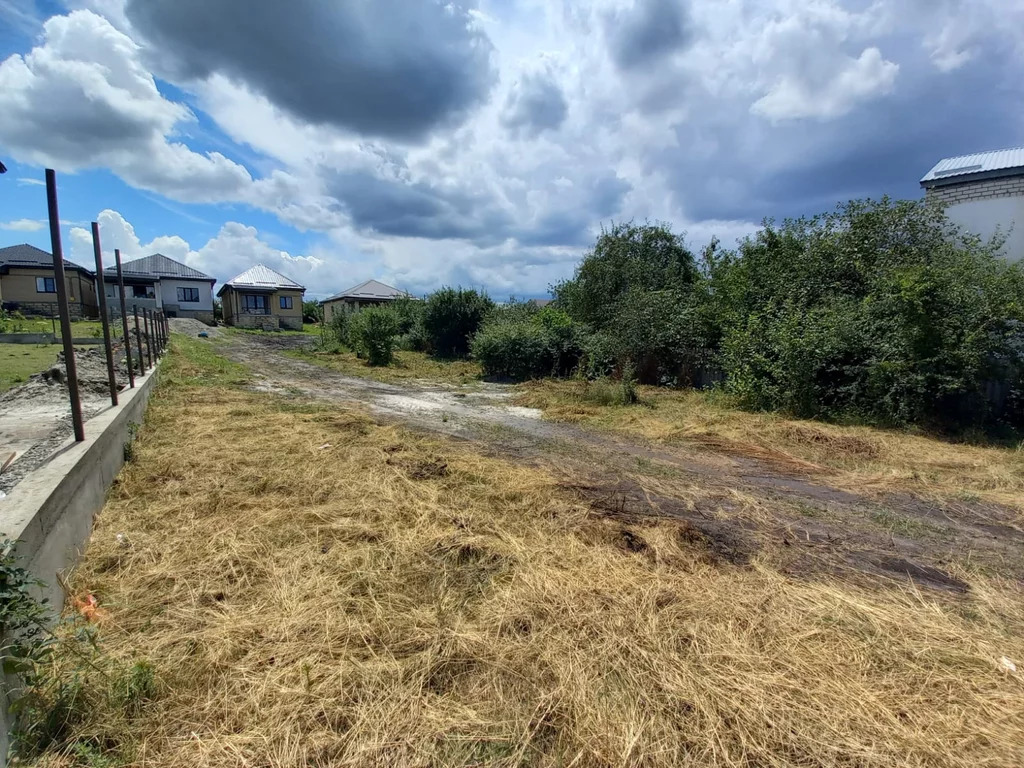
left=660, top=49, right=1024, bottom=225
left=124, top=0, right=496, bottom=141
left=606, top=0, right=690, bottom=71
left=501, top=71, right=569, bottom=138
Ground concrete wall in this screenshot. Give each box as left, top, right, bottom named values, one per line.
left=0, top=365, right=160, bottom=758
left=925, top=175, right=1024, bottom=262
left=0, top=333, right=55, bottom=344
left=158, top=279, right=214, bottom=314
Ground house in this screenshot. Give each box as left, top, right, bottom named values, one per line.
left=102, top=253, right=216, bottom=323
left=921, top=147, right=1024, bottom=262
left=321, top=279, right=411, bottom=322
left=0, top=243, right=98, bottom=319
left=218, top=264, right=305, bottom=331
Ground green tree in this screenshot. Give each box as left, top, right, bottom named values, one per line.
left=422, top=287, right=494, bottom=359
left=349, top=306, right=401, bottom=366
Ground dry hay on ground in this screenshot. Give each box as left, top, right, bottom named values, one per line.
left=34, top=382, right=1024, bottom=767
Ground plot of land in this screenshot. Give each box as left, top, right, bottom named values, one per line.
left=0, top=343, right=58, bottom=392
left=29, top=331, right=1024, bottom=766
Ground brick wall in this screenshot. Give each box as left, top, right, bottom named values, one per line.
left=925, top=174, right=1024, bottom=206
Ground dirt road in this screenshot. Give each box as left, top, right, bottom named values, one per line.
left=216, top=331, right=1024, bottom=592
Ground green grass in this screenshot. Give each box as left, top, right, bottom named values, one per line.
left=0, top=344, right=59, bottom=391
left=163, top=335, right=251, bottom=388
left=228, top=324, right=320, bottom=337
left=0, top=318, right=105, bottom=339
left=287, top=346, right=482, bottom=386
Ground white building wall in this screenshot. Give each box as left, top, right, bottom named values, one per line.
left=159, top=279, right=214, bottom=312
left=943, top=197, right=1024, bottom=263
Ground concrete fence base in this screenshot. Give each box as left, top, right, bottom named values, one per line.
left=0, top=364, right=160, bottom=762
left=0, top=334, right=55, bottom=345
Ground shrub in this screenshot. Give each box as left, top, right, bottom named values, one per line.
left=554, top=221, right=699, bottom=330
left=349, top=306, right=401, bottom=366
left=709, top=198, right=1024, bottom=432
left=302, top=300, right=321, bottom=324
left=423, top=288, right=494, bottom=359
left=326, top=305, right=354, bottom=348
left=472, top=305, right=584, bottom=381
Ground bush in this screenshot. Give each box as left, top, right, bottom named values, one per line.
left=302, top=300, right=321, bottom=324
left=423, top=288, right=494, bottom=359
left=326, top=305, right=354, bottom=348
left=709, top=198, right=1024, bottom=432
left=349, top=306, right=400, bottom=366
left=472, top=305, right=584, bottom=381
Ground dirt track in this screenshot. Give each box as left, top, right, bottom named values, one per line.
left=216, top=331, right=1024, bottom=592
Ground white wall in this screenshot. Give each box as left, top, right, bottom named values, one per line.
left=104, top=280, right=162, bottom=309
left=944, top=197, right=1024, bottom=263
left=159, top=279, right=214, bottom=311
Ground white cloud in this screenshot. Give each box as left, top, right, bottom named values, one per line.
left=16, top=177, right=46, bottom=187
left=751, top=47, right=899, bottom=121
left=0, top=10, right=253, bottom=203
left=1, top=218, right=46, bottom=232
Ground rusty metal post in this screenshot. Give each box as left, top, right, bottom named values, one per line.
left=133, top=306, right=146, bottom=374
left=45, top=169, right=85, bottom=442
left=143, top=309, right=153, bottom=368
left=115, top=249, right=135, bottom=388
left=157, top=311, right=165, bottom=352
left=90, top=222, right=118, bottom=406
left=163, top=313, right=170, bottom=348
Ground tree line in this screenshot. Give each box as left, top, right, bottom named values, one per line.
left=324, top=197, right=1024, bottom=435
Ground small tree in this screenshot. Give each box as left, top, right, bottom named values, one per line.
left=302, top=300, right=321, bottom=324
left=422, top=287, right=494, bottom=359
left=349, top=306, right=401, bottom=366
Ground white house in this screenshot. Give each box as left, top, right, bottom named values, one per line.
left=102, top=253, right=216, bottom=323
left=921, top=147, right=1024, bottom=262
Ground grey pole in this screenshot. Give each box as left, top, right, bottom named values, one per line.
left=133, top=306, right=146, bottom=375
left=115, top=249, right=135, bottom=388
left=90, top=222, right=118, bottom=406
left=45, top=169, right=85, bottom=442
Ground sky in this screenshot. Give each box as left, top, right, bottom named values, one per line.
left=0, top=0, right=1022, bottom=300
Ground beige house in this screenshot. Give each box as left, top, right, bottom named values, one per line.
left=0, top=243, right=98, bottom=319
left=218, top=264, right=305, bottom=331
left=322, top=279, right=411, bottom=322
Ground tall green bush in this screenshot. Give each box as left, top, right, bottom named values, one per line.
left=349, top=306, right=401, bottom=366
left=710, top=198, right=1024, bottom=431
left=422, top=288, right=494, bottom=358
left=472, top=305, right=583, bottom=380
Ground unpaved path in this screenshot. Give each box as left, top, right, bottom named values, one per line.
left=216, top=331, right=1024, bottom=591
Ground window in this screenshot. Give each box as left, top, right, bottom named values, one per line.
left=177, top=286, right=200, bottom=303
left=132, top=285, right=155, bottom=299
left=279, top=295, right=293, bottom=310
left=35, top=277, right=56, bottom=293
left=243, top=294, right=268, bottom=313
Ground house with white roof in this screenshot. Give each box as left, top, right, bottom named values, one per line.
left=321, top=279, right=412, bottom=322
left=217, top=264, right=306, bottom=331
left=921, top=147, right=1024, bottom=261
left=102, top=253, right=216, bottom=323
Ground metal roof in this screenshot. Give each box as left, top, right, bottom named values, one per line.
left=921, top=147, right=1024, bottom=186
left=102, top=252, right=214, bottom=282
left=0, top=243, right=93, bottom=274
left=323, top=279, right=409, bottom=303
left=218, top=264, right=305, bottom=295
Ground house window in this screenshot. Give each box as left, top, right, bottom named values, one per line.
left=132, top=285, right=155, bottom=299
left=177, top=287, right=200, bottom=303
left=35, top=277, right=56, bottom=293
left=279, top=295, right=293, bottom=310
left=243, top=294, right=268, bottom=314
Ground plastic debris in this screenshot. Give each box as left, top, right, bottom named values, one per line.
left=999, top=657, right=1018, bottom=674
left=319, top=443, right=332, bottom=450
left=116, top=532, right=131, bottom=548
left=198, top=332, right=209, bottom=338
left=72, top=594, right=105, bottom=623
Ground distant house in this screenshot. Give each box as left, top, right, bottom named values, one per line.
left=321, top=279, right=411, bottom=322
left=102, top=253, right=216, bottom=323
left=0, top=243, right=98, bottom=319
left=528, top=298, right=553, bottom=308
left=921, top=147, right=1024, bottom=262
left=218, top=264, right=305, bottom=331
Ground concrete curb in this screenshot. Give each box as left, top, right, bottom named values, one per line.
left=0, top=363, right=160, bottom=762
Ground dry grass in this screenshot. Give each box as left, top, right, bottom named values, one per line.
left=515, top=380, right=1024, bottom=514
left=27, top=345, right=1024, bottom=767
left=287, top=347, right=482, bottom=387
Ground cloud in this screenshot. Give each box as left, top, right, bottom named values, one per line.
left=16, top=177, right=45, bottom=186
left=123, top=0, right=496, bottom=141
left=502, top=69, right=569, bottom=138
left=606, top=0, right=691, bottom=71
left=0, top=11, right=253, bottom=202
left=751, top=47, right=898, bottom=121
left=1, top=218, right=45, bottom=232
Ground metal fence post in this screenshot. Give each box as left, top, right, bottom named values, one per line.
left=45, top=169, right=85, bottom=442
left=115, top=249, right=135, bottom=388
left=90, top=222, right=118, bottom=406
left=133, top=306, right=146, bottom=375
left=144, top=309, right=153, bottom=368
